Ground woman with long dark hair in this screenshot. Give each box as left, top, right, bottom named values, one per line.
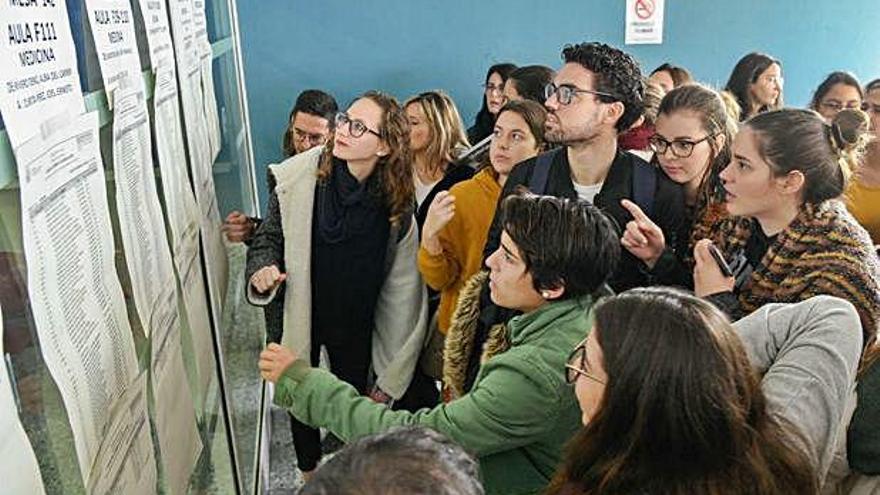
left=467, top=63, right=517, bottom=144
left=550, top=288, right=863, bottom=494
left=694, top=108, right=879, bottom=344
left=693, top=109, right=880, bottom=491
left=724, top=53, right=783, bottom=121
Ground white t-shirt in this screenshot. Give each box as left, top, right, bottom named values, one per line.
left=573, top=181, right=604, bottom=204
left=415, top=177, right=440, bottom=208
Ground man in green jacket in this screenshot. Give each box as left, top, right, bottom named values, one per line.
left=259, top=193, right=621, bottom=495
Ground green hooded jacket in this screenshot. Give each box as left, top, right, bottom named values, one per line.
left=274, top=295, right=594, bottom=495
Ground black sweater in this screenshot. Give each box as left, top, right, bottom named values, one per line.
left=482, top=148, right=687, bottom=292
left=310, top=178, right=389, bottom=346
left=415, top=162, right=475, bottom=234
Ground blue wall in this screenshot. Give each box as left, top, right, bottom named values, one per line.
left=237, top=1, right=880, bottom=208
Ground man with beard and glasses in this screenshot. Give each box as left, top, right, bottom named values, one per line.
left=448, top=42, right=687, bottom=397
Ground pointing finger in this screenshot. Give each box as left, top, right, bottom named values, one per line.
left=621, top=199, right=649, bottom=222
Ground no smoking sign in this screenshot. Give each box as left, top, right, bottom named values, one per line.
left=625, top=0, right=664, bottom=44
left=635, top=0, right=654, bottom=20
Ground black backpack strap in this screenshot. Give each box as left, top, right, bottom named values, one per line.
left=631, top=161, right=657, bottom=219
left=528, top=148, right=560, bottom=195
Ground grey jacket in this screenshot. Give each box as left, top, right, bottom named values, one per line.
left=733, top=295, right=863, bottom=484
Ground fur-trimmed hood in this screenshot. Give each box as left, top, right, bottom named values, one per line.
left=443, top=270, right=510, bottom=400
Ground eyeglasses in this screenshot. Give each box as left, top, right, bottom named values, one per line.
left=544, top=83, right=618, bottom=106
left=649, top=134, right=715, bottom=159
left=863, top=102, right=880, bottom=115
left=334, top=112, right=381, bottom=139
left=483, top=83, right=504, bottom=95
left=565, top=339, right=605, bottom=385
left=821, top=100, right=862, bottom=113
left=292, top=128, right=327, bottom=146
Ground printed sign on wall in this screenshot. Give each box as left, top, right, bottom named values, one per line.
left=625, top=0, right=665, bottom=45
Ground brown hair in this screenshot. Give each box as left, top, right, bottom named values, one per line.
left=809, top=72, right=863, bottom=113
left=641, top=80, right=667, bottom=126
left=658, top=83, right=737, bottom=209
left=746, top=108, right=871, bottom=205
left=651, top=63, right=694, bottom=88
left=724, top=52, right=783, bottom=120
left=496, top=100, right=547, bottom=146
left=500, top=193, right=619, bottom=298
left=478, top=100, right=547, bottom=173
left=281, top=89, right=338, bottom=157
left=561, top=42, right=645, bottom=132
left=405, top=91, right=470, bottom=177
left=546, top=288, right=817, bottom=495
left=318, top=91, right=414, bottom=225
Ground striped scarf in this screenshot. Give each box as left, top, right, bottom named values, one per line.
left=714, top=200, right=880, bottom=344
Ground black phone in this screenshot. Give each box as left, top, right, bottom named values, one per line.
left=708, top=244, right=734, bottom=277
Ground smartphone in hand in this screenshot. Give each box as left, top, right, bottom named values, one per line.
left=708, top=244, right=734, bottom=277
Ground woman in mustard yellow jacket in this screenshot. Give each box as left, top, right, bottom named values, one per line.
left=417, top=100, right=547, bottom=337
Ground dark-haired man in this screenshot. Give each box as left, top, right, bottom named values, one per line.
left=484, top=42, right=686, bottom=292
left=224, top=89, right=338, bottom=243
left=451, top=42, right=688, bottom=395
left=281, top=89, right=339, bottom=157
left=300, top=426, right=485, bottom=495
left=259, top=193, right=621, bottom=495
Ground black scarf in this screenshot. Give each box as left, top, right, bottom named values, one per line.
left=315, top=157, right=386, bottom=244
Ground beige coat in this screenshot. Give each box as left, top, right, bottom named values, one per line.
left=247, top=146, right=428, bottom=399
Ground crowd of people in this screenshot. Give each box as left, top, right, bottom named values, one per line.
left=224, top=40, right=880, bottom=494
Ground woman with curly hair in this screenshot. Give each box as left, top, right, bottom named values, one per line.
left=245, top=91, right=427, bottom=479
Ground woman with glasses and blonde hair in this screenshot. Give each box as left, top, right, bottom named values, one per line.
left=246, top=91, right=428, bottom=479
left=620, top=83, right=737, bottom=287
left=259, top=193, right=621, bottom=495
left=405, top=91, right=474, bottom=229
left=551, top=288, right=863, bottom=494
